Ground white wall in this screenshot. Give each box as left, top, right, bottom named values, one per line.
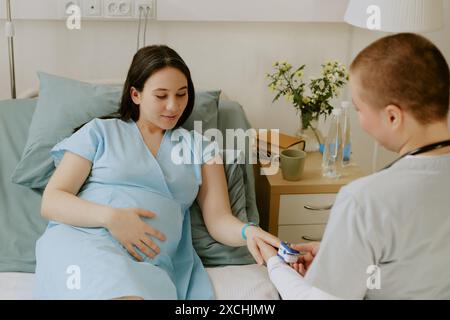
left=1, top=1, right=449, bottom=173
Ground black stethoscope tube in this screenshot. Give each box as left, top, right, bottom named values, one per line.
left=382, top=139, right=450, bottom=170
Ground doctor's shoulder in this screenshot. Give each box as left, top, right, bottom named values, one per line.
left=341, top=166, right=401, bottom=196
left=327, top=172, right=394, bottom=242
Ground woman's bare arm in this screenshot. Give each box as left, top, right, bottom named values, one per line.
left=41, top=151, right=113, bottom=227
left=196, top=156, right=280, bottom=264
left=196, top=156, right=247, bottom=247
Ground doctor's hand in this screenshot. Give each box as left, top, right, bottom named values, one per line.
left=289, top=242, right=320, bottom=275
left=254, top=238, right=310, bottom=276
left=106, top=207, right=166, bottom=262
left=244, top=226, right=280, bottom=265
left=254, top=236, right=278, bottom=263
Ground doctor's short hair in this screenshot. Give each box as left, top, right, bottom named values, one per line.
left=350, top=33, right=450, bottom=124
left=119, top=45, right=195, bottom=128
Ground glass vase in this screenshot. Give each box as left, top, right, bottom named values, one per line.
left=295, top=117, right=323, bottom=153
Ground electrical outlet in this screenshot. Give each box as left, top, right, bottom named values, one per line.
left=104, top=0, right=133, bottom=17
left=134, top=0, right=156, bottom=19
left=83, top=0, right=102, bottom=17
left=59, top=0, right=81, bottom=18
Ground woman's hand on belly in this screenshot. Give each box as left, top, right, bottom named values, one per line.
left=105, top=207, right=167, bottom=261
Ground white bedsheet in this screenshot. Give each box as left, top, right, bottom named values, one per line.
left=0, top=264, right=280, bottom=300
left=0, top=272, right=34, bottom=300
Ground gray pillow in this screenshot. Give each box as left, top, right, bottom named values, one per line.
left=11, top=72, right=122, bottom=189
left=0, top=99, right=47, bottom=272
left=11, top=71, right=220, bottom=190
left=190, top=150, right=256, bottom=267
left=184, top=90, right=221, bottom=132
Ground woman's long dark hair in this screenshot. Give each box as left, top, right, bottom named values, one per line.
left=74, top=45, right=195, bottom=132
left=119, top=45, right=195, bottom=128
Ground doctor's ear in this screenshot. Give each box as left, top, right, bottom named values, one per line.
left=383, top=104, right=403, bottom=129
left=130, top=87, right=142, bottom=105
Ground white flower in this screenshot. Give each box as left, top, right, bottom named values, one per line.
left=327, top=74, right=336, bottom=82
left=279, top=62, right=292, bottom=72
left=285, top=93, right=294, bottom=103
left=295, top=70, right=304, bottom=78
left=318, top=80, right=325, bottom=90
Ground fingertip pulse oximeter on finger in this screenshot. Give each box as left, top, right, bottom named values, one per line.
left=277, top=241, right=301, bottom=263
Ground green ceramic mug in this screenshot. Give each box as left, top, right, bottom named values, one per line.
left=280, top=149, right=307, bottom=181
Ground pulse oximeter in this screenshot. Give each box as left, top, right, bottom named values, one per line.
left=277, top=241, right=301, bottom=263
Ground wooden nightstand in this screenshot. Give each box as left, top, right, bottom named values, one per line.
left=254, top=152, right=365, bottom=243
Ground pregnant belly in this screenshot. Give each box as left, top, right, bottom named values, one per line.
left=75, top=185, right=184, bottom=260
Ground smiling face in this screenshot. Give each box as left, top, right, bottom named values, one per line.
left=130, top=66, right=189, bottom=131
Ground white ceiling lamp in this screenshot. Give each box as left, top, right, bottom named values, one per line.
left=344, top=0, right=444, bottom=33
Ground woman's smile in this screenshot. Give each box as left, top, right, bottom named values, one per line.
left=161, top=114, right=178, bottom=121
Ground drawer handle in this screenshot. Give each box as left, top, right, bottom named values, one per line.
left=302, top=236, right=322, bottom=242
left=304, top=204, right=333, bottom=211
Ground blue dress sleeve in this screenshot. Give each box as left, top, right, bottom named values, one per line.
left=50, top=118, right=103, bottom=167
left=191, top=131, right=220, bottom=185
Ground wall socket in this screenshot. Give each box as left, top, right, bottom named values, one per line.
left=83, top=0, right=102, bottom=17
left=59, top=0, right=156, bottom=20
left=104, top=0, right=133, bottom=17
left=134, top=0, right=155, bottom=19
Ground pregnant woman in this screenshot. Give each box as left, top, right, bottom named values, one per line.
left=33, top=45, right=279, bottom=300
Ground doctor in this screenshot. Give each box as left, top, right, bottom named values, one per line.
left=256, top=33, right=450, bottom=299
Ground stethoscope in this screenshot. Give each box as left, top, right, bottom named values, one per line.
left=382, top=139, right=450, bottom=170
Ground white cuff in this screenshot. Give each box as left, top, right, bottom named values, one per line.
left=267, top=255, right=341, bottom=300
left=267, top=255, right=285, bottom=271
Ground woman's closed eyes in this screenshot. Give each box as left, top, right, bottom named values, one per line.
left=155, top=93, right=187, bottom=100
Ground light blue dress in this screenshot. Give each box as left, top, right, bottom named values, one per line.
left=33, top=118, right=217, bottom=300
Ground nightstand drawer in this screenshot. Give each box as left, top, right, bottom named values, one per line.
left=278, top=224, right=326, bottom=243
left=279, top=194, right=336, bottom=225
